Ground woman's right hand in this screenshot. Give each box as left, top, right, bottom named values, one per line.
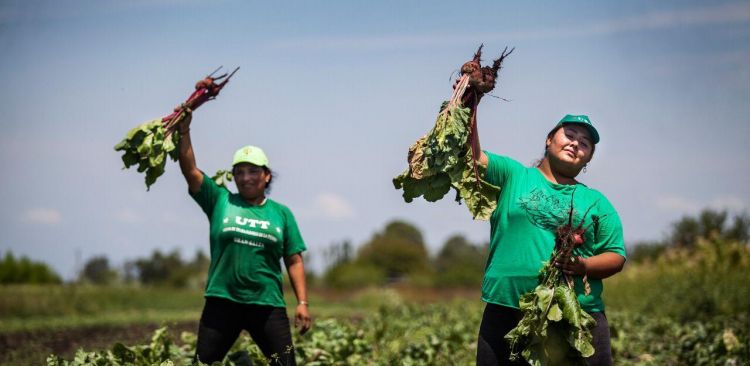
left=178, top=106, right=192, bottom=135
left=295, top=303, right=312, bottom=335
left=451, top=77, right=488, bottom=167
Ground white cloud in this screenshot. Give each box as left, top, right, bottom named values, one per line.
left=312, top=193, right=356, bottom=220
left=22, top=208, right=62, bottom=224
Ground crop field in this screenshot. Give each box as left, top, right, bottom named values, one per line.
left=3, top=288, right=749, bottom=365
left=2, top=238, right=749, bottom=365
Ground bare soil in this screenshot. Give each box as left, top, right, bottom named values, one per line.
left=0, top=320, right=198, bottom=366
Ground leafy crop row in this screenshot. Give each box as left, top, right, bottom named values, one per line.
left=46, top=300, right=748, bottom=366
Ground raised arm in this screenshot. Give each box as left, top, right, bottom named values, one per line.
left=456, top=76, right=489, bottom=168
left=177, top=110, right=203, bottom=193
left=472, top=117, right=489, bottom=168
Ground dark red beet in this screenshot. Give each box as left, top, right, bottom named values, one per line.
left=461, top=45, right=514, bottom=95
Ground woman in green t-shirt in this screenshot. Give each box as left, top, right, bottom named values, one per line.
left=474, top=115, right=626, bottom=366
left=177, top=111, right=311, bottom=365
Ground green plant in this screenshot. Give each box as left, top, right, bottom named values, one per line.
left=114, top=68, right=238, bottom=190
left=393, top=46, right=512, bottom=220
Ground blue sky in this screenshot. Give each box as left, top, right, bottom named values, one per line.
left=1, top=1, right=749, bottom=278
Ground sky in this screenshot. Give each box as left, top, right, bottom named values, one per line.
left=1, top=0, right=749, bottom=279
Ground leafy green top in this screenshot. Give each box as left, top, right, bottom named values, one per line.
left=114, top=119, right=181, bottom=190
left=393, top=101, right=499, bottom=220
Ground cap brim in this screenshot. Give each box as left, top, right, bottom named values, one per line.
left=561, top=122, right=600, bottom=144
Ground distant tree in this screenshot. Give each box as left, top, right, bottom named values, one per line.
left=726, top=213, right=750, bottom=243
left=381, top=221, right=424, bottom=246
left=357, top=220, right=430, bottom=281
left=670, top=216, right=700, bottom=248
left=322, top=239, right=386, bottom=288
left=130, top=249, right=182, bottom=286
left=0, top=251, right=61, bottom=284
left=185, top=249, right=210, bottom=288
left=123, top=261, right=135, bottom=283
left=323, top=261, right=385, bottom=289
left=323, top=240, right=353, bottom=269
left=323, top=220, right=431, bottom=287
left=669, top=209, right=750, bottom=248
left=433, top=235, right=487, bottom=287
left=125, top=248, right=210, bottom=288
left=79, top=256, right=118, bottom=285
left=627, top=240, right=668, bottom=263
left=192, top=249, right=210, bottom=269
left=698, top=210, right=728, bottom=238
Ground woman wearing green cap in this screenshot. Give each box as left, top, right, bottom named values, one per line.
left=474, top=115, right=626, bottom=366
left=177, top=112, right=310, bottom=365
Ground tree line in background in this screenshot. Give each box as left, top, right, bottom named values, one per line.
left=1, top=209, right=748, bottom=288
left=82, top=249, right=210, bottom=287
left=0, top=249, right=210, bottom=287
left=0, top=252, right=62, bottom=285
left=322, top=221, right=487, bottom=289
left=627, top=209, right=749, bottom=262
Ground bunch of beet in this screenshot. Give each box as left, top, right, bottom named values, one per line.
left=114, top=67, right=239, bottom=189
left=506, top=189, right=606, bottom=364
left=161, top=66, right=240, bottom=139
left=393, top=45, right=514, bottom=220
left=452, top=45, right=515, bottom=186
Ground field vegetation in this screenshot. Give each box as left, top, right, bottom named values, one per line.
left=1, top=209, right=748, bottom=365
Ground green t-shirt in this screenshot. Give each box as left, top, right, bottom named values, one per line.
left=190, top=173, right=306, bottom=307
left=482, top=152, right=626, bottom=313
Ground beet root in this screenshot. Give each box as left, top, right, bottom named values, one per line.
left=461, top=45, right=515, bottom=95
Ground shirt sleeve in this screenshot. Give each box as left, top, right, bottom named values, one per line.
left=282, top=206, right=307, bottom=257
left=484, top=151, right=525, bottom=187
left=592, top=195, right=627, bottom=258
left=189, top=172, right=226, bottom=218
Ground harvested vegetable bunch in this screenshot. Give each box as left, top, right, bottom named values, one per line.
left=114, top=67, right=239, bottom=189
left=505, top=189, right=603, bottom=365
left=393, top=45, right=513, bottom=220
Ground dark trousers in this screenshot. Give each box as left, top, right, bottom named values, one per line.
left=195, top=297, right=296, bottom=365
left=476, top=303, right=613, bottom=366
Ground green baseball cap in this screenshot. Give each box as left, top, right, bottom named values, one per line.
left=556, top=114, right=599, bottom=144
left=232, top=145, right=270, bottom=168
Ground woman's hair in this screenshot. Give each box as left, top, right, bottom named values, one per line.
left=534, top=125, right=596, bottom=167
left=263, top=167, right=275, bottom=194
left=232, top=166, right=276, bottom=194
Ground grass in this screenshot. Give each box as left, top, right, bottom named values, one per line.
left=603, top=237, right=750, bottom=321
left=0, top=285, right=466, bottom=333
left=0, top=285, right=204, bottom=332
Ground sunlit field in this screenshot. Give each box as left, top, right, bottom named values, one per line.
left=3, top=237, right=749, bottom=366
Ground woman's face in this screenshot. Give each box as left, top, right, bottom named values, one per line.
left=546, top=124, right=594, bottom=176
left=233, top=163, right=270, bottom=200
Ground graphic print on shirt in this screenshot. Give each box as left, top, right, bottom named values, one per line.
left=517, top=188, right=589, bottom=232
left=517, top=187, right=603, bottom=245
left=221, top=215, right=280, bottom=249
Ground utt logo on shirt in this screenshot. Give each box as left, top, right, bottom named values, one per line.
left=235, top=217, right=271, bottom=229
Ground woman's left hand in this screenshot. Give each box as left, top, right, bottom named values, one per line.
left=555, top=255, right=587, bottom=276
left=295, top=303, right=312, bottom=335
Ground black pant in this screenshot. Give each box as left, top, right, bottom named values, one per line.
left=195, top=297, right=296, bottom=365
left=476, top=303, right=612, bottom=366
